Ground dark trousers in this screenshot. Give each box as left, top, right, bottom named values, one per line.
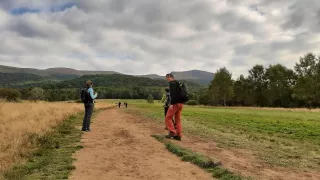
left=82, top=103, right=94, bottom=130
left=164, top=107, right=175, bottom=126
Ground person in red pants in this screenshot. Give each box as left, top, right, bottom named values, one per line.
left=164, top=87, right=176, bottom=130
left=164, top=73, right=184, bottom=141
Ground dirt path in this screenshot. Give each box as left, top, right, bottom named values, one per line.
left=69, top=108, right=213, bottom=180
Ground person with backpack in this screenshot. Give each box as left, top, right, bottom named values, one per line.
left=164, top=73, right=189, bottom=141
left=80, top=80, right=98, bottom=132
left=163, top=87, right=175, bottom=130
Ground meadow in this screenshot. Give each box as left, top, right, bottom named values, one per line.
left=108, top=99, right=320, bottom=170
left=0, top=100, right=112, bottom=174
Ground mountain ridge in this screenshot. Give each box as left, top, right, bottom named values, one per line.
left=0, top=65, right=214, bottom=85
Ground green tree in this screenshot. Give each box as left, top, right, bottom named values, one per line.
left=208, top=67, right=233, bottom=106
left=30, top=87, right=45, bottom=101
left=147, top=94, right=154, bottom=104
left=0, top=88, right=21, bottom=102
left=233, top=75, right=252, bottom=106
left=198, top=89, right=210, bottom=105
left=293, top=53, right=320, bottom=107
left=265, top=64, right=296, bottom=107
left=247, top=65, right=268, bottom=106
left=20, top=88, right=32, bottom=100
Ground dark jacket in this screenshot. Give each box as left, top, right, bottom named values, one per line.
left=169, top=80, right=183, bottom=104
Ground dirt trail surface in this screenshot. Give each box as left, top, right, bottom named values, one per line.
left=70, top=108, right=213, bottom=180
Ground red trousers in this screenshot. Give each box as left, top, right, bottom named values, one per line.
left=165, top=103, right=183, bottom=137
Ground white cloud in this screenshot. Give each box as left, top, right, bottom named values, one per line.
left=0, top=0, right=320, bottom=78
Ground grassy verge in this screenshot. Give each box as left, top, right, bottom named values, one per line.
left=152, top=135, right=250, bottom=180
left=108, top=99, right=320, bottom=169
left=1, top=107, right=110, bottom=180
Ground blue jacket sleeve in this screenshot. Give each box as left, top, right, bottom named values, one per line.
left=88, top=88, right=97, bottom=99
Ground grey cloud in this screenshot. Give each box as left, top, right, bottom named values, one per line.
left=217, top=11, right=261, bottom=34
left=0, top=0, right=74, bottom=10
left=77, top=0, right=215, bottom=38
left=0, top=0, right=14, bottom=9
left=281, top=0, right=320, bottom=32
left=0, top=0, right=320, bottom=78
left=8, top=14, right=68, bottom=40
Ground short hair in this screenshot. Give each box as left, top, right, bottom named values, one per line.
left=86, top=80, right=93, bottom=88
left=166, top=73, right=174, bottom=78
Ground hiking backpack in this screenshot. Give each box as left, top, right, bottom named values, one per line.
left=177, top=81, right=189, bottom=103
left=80, top=88, right=90, bottom=103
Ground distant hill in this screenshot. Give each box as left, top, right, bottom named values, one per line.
left=43, top=74, right=200, bottom=89
left=0, top=72, right=58, bottom=88
left=171, top=70, right=214, bottom=85
left=0, top=65, right=119, bottom=80
left=44, top=67, right=120, bottom=76
left=0, top=65, right=214, bottom=85
left=140, top=70, right=214, bottom=86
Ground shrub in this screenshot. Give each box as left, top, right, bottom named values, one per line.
left=147, top=94, right=154, bottom=104
left=30, top=87, right=45, bottom=101
left=186, top=100, right=198, bottom=105
left=0, top=88, right=21, bottom=102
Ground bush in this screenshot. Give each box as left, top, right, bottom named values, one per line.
left=30, top=87, right=45, bottom=101
left=147, top=94, right=154, bottom=104
left=0, top=88, right=21, bottom=102
left=186, top=100, right=198, bottom=105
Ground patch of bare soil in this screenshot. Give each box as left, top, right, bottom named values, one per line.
left=69, top=109, right=213, bottom=180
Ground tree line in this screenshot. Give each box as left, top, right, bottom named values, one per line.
left=0, top=86, right=167, bottom=102
left=2, top=53, right=319, bottom=108
left=198, top=53, right=320, bottom=108
left=0, top=73, right=202, bottom=102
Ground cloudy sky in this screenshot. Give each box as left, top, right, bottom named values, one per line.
left=0, top=0, right=319, bottom=77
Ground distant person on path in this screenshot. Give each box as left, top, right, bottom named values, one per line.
left=118, top=102, right=121, bottom=108
left=164, top=73, right=184, bottom=141
left=125, top=102, right=128, bottom=108
left=81, top=80, right=98, bottom=132
left=164, top=87, right=175, bottom=130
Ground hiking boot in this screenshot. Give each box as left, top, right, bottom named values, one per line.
left=165, top=133, right=176, bottom=139
left=173, top=136, right=181, bottom=141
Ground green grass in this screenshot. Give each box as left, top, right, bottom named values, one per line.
left=152, top=135, right=249, bottom=180
left=106, top=99, right=320, bottom=169
left=1, top=107, right=108, bottom=180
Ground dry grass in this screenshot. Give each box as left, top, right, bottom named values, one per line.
left=0, top=101, right=113, bottom=172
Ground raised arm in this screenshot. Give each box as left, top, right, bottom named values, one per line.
left=88, top=88, right=97, bottom=99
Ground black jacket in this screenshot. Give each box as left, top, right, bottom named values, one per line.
left=169, top=80, right=183, bottom=104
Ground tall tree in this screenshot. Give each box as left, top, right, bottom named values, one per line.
left=247, top=65, right=268, bottom=106
left=209, top=67, right=233, bottom=106
left=265, top=64, right=296, bottom=107
left=293, top=53, right=320, bottom=107
left=233, top=75, right=252, bottom=106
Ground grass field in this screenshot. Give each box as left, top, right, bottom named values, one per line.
left=0, top=100, right=113, bottom=175
left=107, top=99, right=320, bottom=170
